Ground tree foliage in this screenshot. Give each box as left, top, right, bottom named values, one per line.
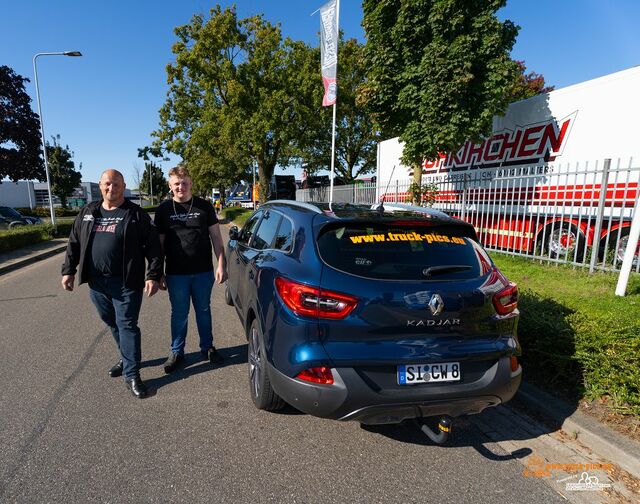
left=508, top=60, right=554, bottom=102
left=154, top=5, right=319, bottom=203
left=0, top=66, right=44, bottom=182
left=137, top=161, right=167, bottom=204
left=46, top=135, right=81, bottom=208
left=296, top=38, right=378, bottom=183
left=362, top=0, right=520, bottom=178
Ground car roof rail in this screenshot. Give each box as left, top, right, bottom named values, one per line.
left=264, top=200, right=323, bottom=214
left=369, top=203, right=450, bottom=219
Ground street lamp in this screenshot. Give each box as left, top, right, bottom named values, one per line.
left=33, top=51, right=82, bottom=227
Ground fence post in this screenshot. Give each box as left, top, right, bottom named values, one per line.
left=460, top=173, right=468, bottom=221
left=589, top=159, right=611, bottom=273
left=395, top=180, right=399, bottom=203
left=615, top=194, right=640, bottom=296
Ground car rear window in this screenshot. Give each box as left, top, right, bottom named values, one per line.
left=317, top=222, right=489, bottom=280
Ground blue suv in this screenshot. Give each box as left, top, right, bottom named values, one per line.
left=225, top=201, right=521, bottom=433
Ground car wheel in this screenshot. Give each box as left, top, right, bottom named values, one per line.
left=224, top=281, right=234, bottom=306
left=248, top=319, right=285, bottom=411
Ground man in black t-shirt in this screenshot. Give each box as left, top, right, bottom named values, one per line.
left=61, top=169, right=162, bottom=399
left=155, top=166, right=228, bottom=373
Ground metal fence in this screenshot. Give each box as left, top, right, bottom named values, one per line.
left=296, top=159, right=640, bottom=273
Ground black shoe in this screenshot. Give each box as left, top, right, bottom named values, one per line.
left=163, top=352, right=184, bottom=374
left=203, top=347, right=224, bottom=365
left=125, top=376, right=148, bottom=399
left=108, top=360, right=123, bottom=378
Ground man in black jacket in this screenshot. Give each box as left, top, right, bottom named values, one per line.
left=61, top=169, right=162, bottom=398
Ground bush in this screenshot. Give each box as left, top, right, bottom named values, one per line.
left=0, top=223, right=74, bottom=253
left=493, top=253, right=640, bottom=415
left=15, top=207, right=80, bottom=217
left=140, top=205, right=158, bottom=213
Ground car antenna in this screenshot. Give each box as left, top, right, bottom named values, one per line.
left=376, top=165, right=396, bottom=214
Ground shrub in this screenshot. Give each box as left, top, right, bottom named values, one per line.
left=15, top=207, right=80, bottom=217
left=493, top=253, right=640, bottom=415
left=0, top=222, right=74, bottom=253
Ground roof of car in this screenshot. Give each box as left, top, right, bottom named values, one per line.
left=262, top=200, right=470, bottom=227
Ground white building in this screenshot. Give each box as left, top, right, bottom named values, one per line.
left=0, top=181, right=130, bottom=208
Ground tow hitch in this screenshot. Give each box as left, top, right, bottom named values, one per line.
left=417, top=416, right=453, bottom=444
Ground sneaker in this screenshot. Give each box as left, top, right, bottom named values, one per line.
left=163, top=352, right=184, bottom=374
left=203, top=347, right=224, bottom=365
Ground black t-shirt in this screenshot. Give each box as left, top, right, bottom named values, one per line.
left=89, top=205, right=127, bottom=278
left=154, top=197, right=218, bottom=275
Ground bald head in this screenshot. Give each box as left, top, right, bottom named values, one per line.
left=100, top=169, right=125, bottom=183
left=99, top=169, right=126, bottom=208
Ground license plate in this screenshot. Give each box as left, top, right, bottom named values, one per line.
left=397, top=362, right=461, bottom=385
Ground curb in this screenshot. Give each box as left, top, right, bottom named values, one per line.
left=516, top=381, right=640, bottom=478
left=0, top=244, right=67, bottom=276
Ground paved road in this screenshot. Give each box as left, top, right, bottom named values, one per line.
left=0, top=251, right=615, bottom=503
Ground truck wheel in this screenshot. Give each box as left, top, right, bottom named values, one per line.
left=542, top=223, right=585, bottom=261
left=248, top=319, right=285, bottom=411
left=602, top=229, right=639, bottom=267
left=224, top=282, right=234, bottom=306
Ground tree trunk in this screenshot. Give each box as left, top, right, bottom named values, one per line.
left=412, top=162, right=422, bottom=205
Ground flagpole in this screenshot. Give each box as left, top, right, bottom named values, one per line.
left=328, top=0, right=340, bottom=211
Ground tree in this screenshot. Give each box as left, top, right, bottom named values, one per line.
left=362, top=0, right=520, bottom=188
left=46, top=135, right=81, bottom=208
left=0, top=65, right=44, bottom=182
left=137, top=161, right=167, bottom=204
left=154, top=5, right=319, bottom=203
left=508, top=60, right=554, bottom=102
left=295, top=38, right=378, bottom=183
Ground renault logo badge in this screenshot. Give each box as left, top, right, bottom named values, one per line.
left=428, top=294, right=444, bottom=315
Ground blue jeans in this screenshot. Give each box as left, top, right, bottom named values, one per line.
left=166, top=271, right=215, bottom=354
left=89, top=276, right=144, bottom=380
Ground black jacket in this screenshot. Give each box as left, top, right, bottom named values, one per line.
left=61, top=200, right=163, bottom=289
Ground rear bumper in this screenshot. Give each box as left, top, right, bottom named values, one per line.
left=268, top=356, right=521, bottom=425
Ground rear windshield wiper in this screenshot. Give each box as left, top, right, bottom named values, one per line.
left=422, top=265, right=472, bottom=277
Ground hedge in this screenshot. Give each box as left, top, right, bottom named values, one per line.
left=15, top=207, right=80, bottom=217
left=493, top=253, right=640, bottom=415
left=0, top=223, right=73, bottom=253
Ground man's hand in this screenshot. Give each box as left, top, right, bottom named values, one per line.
left=61, top=275, right=75, bottom=292
left=215, top=265, right=228, bottom=284
left=158, top=275, right=167, bottom=291
left=145, top=280, right=159, bottom=297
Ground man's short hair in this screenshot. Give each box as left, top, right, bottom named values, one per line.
left=168, top=166, right=190, bottom=179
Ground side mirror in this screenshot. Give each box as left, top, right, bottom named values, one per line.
left=229, top=225, right=239, bottom=241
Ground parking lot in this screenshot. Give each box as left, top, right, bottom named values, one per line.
left=1, top=243, right=635, bottom=503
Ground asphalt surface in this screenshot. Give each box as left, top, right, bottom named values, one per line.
left=0, top=245, right=636, bottom=503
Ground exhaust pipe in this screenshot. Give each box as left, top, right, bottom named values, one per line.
left=418, top=416, right=453, bottom=444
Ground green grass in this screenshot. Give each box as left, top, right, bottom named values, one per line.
left=221, top=207, right=253, bottom=228
left=492, top=253, right=640, bottom=415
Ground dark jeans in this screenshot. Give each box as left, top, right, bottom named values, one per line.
left=89, top=276, right=144, bottom=380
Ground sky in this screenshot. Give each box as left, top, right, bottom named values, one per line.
left=1, top=0, right=639, bottom=188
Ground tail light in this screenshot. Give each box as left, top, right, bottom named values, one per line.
left=510, top=356, right=520, bottom=373
left=296, top=366, right=334, bottom=385
left=493, top=282, right=519, bottom=315
left=275, top=277, right=358, bottom=319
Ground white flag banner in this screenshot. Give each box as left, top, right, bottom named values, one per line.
left=320, top=0, right=338, bottom=106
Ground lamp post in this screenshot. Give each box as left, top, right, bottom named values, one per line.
left=33, top=51, right=82, bottom=227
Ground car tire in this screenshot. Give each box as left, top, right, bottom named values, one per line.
left=248, top=319, right=285, bottom=411
left=224, top=282, right=234, bottom=306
